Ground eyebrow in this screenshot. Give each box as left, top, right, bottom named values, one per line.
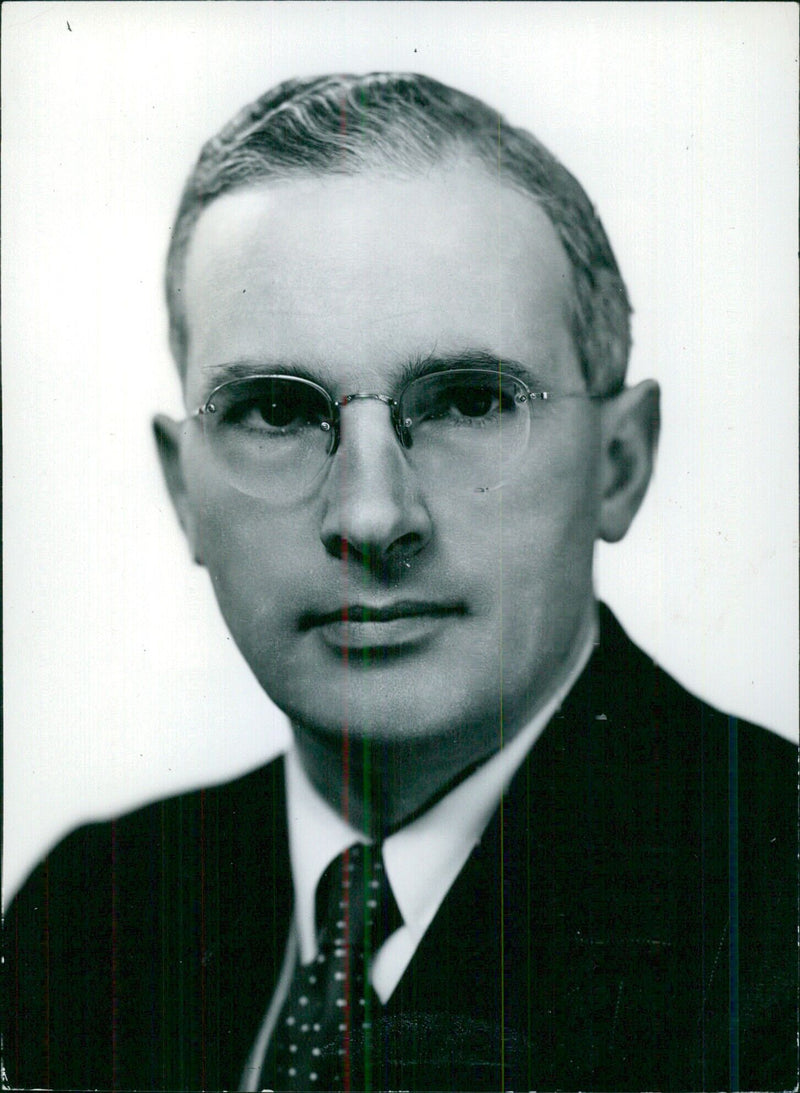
left=396, top=350, right=549, bottom=391
left=202, top=358, right=333, bottom=392
left=202, top=349, right=549, bottom=396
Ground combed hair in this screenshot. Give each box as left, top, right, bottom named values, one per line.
left=166, top=73, right=631, bottom=392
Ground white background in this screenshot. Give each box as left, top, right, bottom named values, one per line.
left=3, top=1, right=797, bottom=904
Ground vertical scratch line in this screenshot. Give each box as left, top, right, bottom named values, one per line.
left=728, top=715, right=739, bottom=1091
left=110, top=820, right=119, bottom=1090
left=496, top=116, right=507, bottom=1091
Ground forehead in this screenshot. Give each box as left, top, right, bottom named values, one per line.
left=182, top=163, right=580, bottom=396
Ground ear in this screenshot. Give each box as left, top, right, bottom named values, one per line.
left=153, top=414, right=204, bottom=565
left=597, top=380, right=660, bottom=543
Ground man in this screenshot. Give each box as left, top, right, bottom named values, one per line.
left=5, top=73, right=796, bottom=1092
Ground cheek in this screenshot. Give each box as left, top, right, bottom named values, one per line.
left=500, top=432, right=601, bottom=558
left=187, top=479, right=309, bottom=644
left=495, top=437, right=601, bottom=618
left=183, top=438, right=292, bottom=582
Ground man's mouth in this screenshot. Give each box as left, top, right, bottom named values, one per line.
left=298, top=601, right=465, bottom=651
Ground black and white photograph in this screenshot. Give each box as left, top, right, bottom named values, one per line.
left=3, top=3, right=797, bottom=1090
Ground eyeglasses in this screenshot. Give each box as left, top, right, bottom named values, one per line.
left=190, top=368, right=612, bottom=501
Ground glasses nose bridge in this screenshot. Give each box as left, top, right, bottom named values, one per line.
left=333, top=390, right=408, bottom=450
left=336, top=391, right=397, bottom=410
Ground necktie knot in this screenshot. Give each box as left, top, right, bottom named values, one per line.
left=318, top=843, right=400, bottom=963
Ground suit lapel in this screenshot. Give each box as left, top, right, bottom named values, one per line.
left=379, top=610, right=728, bottom=1089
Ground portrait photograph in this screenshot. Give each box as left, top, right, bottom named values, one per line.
left=3, top=3, right=797, bottom=1091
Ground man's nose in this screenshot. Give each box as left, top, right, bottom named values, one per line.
left=319, top=399, right=433, bottom=569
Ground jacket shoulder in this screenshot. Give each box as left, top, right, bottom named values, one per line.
left=9, top=755, right=287, bottom=904
left=593, top=602, right=796, bottom=765
left=502, top=606, right=798, bottom=1089
left=4, top=757, right=290, bottom=1091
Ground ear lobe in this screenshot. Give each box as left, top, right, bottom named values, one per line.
left=598, top=380, right=660, bottom=543
left=153, top=414, right=204, bottom=565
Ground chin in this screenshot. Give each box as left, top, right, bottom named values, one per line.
left=278, top=673, right=475, bottom=747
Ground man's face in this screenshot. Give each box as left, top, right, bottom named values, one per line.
left=175, top=162, right=605, bottom=755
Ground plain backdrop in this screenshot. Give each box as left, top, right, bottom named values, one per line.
left=3, top=1, right=797, bottom=905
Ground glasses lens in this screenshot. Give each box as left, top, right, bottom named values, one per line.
left=200, top=376, right=334, bottom=498
left=399, top=369, right=530, bottom=491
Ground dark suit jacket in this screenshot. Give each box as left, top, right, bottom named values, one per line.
left=4, top=606, right=797, bottom=1091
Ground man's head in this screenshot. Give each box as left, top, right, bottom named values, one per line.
left=156, top=73, right=658, bottom=810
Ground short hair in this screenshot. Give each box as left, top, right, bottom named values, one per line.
left=166, top=72, right=631, bottom=394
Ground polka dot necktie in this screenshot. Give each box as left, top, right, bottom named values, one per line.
left=259, top=842, right=400, bottom=1091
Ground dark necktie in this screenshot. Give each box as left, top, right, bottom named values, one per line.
left=259, top=842, right=400, bottom=1091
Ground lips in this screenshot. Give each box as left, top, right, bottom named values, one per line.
left=299, top=601, right=465, bottom=651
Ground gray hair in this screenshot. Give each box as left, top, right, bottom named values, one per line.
left=166, top=72, right=631, bottom=393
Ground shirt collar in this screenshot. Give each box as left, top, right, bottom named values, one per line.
left=285, top=748, right=368, bottom=964
left=286, top=602, right=598, bottom=965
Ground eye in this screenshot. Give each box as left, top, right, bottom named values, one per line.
left=212, top=377, right=330, bottom=433
left=448, top=378, right=496, bottom=418
left=410, top=371, right=519, bottom=425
